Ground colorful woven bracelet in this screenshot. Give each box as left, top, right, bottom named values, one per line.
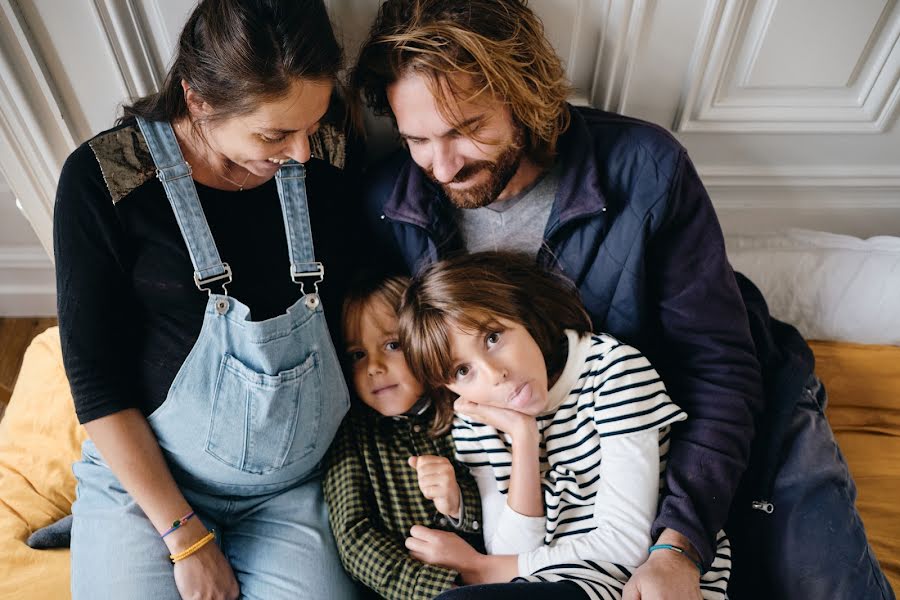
left=170, top=530, right=216, bottom=563
left=160, top=510, right=196, bottom=539
left=648, top=543, right=705, bottom=575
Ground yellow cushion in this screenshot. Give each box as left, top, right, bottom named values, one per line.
left=0, top=329, right=896, bottom=597
left=811, top=340, right=900, bottom=594
left=0, top=327, right=84, bottom=600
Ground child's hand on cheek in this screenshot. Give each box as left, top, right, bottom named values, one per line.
left=454, top=398, right=538, bottom=442
left=408, top=455, right=461, bottom=519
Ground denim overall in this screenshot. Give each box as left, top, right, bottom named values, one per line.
left=71, top=118, right=356, bottom=599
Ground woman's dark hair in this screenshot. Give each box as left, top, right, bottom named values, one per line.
left=121, top=0, right=343, bottom=124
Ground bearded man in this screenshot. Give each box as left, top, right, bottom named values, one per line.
left=352, top=2, right=894, bottom=600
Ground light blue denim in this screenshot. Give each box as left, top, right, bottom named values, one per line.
left=71, top=118, right=355, bottom=599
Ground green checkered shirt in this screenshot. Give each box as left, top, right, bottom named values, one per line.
left=323, top=403, right=483, bottom=599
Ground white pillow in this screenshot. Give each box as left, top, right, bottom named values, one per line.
left=725, top=229, right=900, bottom=345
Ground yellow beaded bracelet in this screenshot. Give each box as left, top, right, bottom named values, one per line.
left=170, top=530, right=216, bottom=563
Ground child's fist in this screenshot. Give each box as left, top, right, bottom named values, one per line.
left=408, top=455, right=462, bottom=519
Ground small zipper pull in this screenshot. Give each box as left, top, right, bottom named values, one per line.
left=751, top=500, right=774, bottom=514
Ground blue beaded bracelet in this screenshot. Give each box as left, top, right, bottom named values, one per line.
left=161, top=510, right=195, bottom=538
left=648, top=543, right=705, bottom=574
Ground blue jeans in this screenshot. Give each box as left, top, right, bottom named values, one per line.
left=71, top=441, right=357, bottom=600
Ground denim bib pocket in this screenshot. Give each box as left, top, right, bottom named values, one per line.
left=206, top=351, right=321, bottom=474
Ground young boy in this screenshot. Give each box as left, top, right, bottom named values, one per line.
left=322, top=274, right=483, bottom=599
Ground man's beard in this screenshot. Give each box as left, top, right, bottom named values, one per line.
left=426, top=128, right=526, bottom=209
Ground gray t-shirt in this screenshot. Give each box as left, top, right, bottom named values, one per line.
left=456, top=163, right=560, bottom=257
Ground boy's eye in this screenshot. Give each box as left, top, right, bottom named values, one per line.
left=347, top=350, right=365, bottom=363
left=386, top=340, right=401, bottom=351
left=486, top=331, right=501, bottom=345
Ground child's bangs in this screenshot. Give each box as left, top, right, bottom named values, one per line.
left=405, top=308, right=455, bottom=388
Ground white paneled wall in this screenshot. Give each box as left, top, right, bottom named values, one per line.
left=1, top=0, right=899, bottom=316
left=0, top=173, right=55, bottom=315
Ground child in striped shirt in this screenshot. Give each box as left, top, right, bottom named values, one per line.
left=398, top=252, right=731, bottom=600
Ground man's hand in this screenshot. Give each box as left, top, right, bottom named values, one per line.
left=408, top=455, right=462, bottom=518
left=623, top=530, right=702, bottom=600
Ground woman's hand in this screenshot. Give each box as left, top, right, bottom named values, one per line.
left=454, top=398, right=537, bottom=443
left=168, top=521, right=239, bottom=600
left=409, top=455, right=462, bottom=518
left=173, top=541, right=240, bottom=600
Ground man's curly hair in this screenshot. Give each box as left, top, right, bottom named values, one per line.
left=352, top=0, right=571, bottom=166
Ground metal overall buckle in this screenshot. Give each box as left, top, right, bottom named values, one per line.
left=291, top=263, right=324, bottom=309
left=194, top=263, right=232, bottom=297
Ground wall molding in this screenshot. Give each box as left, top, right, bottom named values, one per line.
left=0, top=287, right=56, bottom=317
left=0, top=0, right=171, bottom=260
left=674, top=0, right=900, bottom=133
left=712, top=194, right=900, bottom=210
left=0, top=0, right=78, bottom=257
left=698, top=165, right=900, bottom=188
left=0, top=245, right=55, bottom=317
left=590, top=0, right=655, bottom=112
left=0, top=245, right=52, bottom=268
left=91, top=0, right=163, bottom=100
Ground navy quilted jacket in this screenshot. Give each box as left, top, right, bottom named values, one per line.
left=361, top=105, right=813, bottom=567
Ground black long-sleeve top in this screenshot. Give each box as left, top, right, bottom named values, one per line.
left=54, top=121, right=364, bottom=424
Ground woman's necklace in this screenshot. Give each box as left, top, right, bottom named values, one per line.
left=204, top=156, right=252, bottom=191
left=178, top=122, right=252, bottom=191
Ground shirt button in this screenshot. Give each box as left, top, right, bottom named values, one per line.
left=413, top=424, right=422, bottom=433
left=472, top=520, right=480, bottom=531
left=439, top=517, right=448, bottom=526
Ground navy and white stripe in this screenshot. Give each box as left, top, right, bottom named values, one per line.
left=453, top=332, right=731, bottom=600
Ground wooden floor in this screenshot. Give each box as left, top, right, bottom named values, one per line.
left=0, top=317, right=57, bottom=419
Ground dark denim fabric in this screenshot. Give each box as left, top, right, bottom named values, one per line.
left=729, top=377, right=895, bottom=600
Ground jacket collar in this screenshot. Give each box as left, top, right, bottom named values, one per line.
left=383, top=104, right=608, bottom=236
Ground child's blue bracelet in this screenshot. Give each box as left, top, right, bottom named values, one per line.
left=648, top=543, right=705, bottom=575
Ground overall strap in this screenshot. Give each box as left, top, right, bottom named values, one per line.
left=275, top=162, right=323, bottom=295
left=135, top=117, right=231, bottom=294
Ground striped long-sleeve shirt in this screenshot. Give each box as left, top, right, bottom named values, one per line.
left=323, top=402, right=483, bottom=600
left=453, top=330, right=732, bottom=600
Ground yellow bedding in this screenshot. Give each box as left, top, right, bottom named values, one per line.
left=0, top=328, right=85, bottom=599
left=809, top=340, right=900, bottom=592
left=0, top=329, right=896, bottom=597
